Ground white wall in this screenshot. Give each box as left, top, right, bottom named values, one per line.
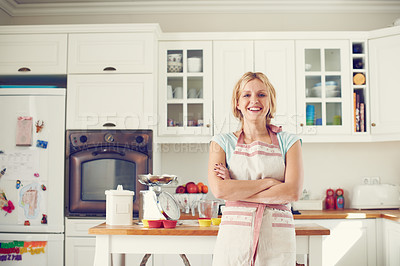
left=1, top=12, right=399, bottom=32
left=0, top=9, right=9, bottom=24
left=160, top=141, right=400, bottom=206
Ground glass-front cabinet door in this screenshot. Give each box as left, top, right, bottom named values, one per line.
left=158, top=41, right=212, bottom=140
left=296, top=40, right=351, bottom=136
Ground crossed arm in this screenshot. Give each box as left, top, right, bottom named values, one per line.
left=207, top=140, right=304, bottom=204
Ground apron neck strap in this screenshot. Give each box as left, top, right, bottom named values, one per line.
left=237, top=124, right=282, bottom=146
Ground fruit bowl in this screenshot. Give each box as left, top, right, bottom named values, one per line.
left=173, top=193, right=206, bottom=216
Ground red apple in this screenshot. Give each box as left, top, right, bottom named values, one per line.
left=175, top=186, right=186, bottom=194
left=186, top=183, right=199, bottom=193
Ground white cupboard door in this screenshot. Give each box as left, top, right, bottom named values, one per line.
left=158, top=41, right=213, bottom=140
left=295, top=219, right=377, bottom=266
left=369, top=34, right=400, bottom=138
left=67, top=74, right=154, bottom=130
left=213, top=41, right=253, bottom=134
left=255, top=40, right=296, bottom=134
left=383, top=219, right=400, bottom=266
left=68, top=33, right=154, bottom=74
left=0, top=34, right=67, bottom=74
left=295, top=40, right=351, bottom=137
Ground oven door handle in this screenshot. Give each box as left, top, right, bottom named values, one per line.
left=92, top=149, right=125, bottom=156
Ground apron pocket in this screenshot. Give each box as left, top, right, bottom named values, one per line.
left=213, top=206, right=257, bottom=265
left=269, top=209, right=296, bottom=253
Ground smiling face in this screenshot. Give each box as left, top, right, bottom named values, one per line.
left=231, top=72, right=277, bottom=127
left=236, top=79, right=270, bottom=124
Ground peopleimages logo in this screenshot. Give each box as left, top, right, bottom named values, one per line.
left=77, top=112, right=320, bottom=135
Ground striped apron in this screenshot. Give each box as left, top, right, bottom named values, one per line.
left=212, top=125, right=296, bottom=266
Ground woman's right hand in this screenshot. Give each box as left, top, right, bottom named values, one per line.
left=213, top=163, right=231, bottom=180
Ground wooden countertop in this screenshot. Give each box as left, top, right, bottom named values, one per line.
left=293, top=209, right=400, bottom=223
left=89, top=222, right=330, bottom=236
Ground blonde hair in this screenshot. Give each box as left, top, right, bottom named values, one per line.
left=231, top=72, right=277, bottom=126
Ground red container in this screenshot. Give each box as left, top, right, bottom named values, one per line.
left=147, top=220, right=163, bottom=228
left=162, top=220, right=177, bottom=229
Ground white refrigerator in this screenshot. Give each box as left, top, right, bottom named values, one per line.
left=0, top=87, right=65, bottom=265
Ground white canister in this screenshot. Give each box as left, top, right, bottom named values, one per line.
left=105, top=185, right=134, bottom=225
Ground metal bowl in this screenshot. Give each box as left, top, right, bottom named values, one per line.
left=138, top=174, right=178, bottom=186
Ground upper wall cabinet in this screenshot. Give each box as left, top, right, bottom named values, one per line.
left=295, top=40, right=351, bottom=137
left=158, top=41, right=213, bottom=142
left=213, top=40, right=296, bottom=134
left=66, top=74, right=154, bottom=130
left=0, top=34, right=67, bottom=74
left=213, top=41, right=254, bottom=134
left=68, top=33, right=154, bottom=74
left=369, top=33, right=400, bottom=139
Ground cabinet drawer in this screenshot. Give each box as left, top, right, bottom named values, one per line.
left=68, top=33, right=154, bottom=74
left=66, top=74, right=155, bottom=130
left=0, top=34, right=67, bottom=74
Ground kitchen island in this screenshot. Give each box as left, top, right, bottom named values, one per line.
left=89, top=221, right=329, bottom=266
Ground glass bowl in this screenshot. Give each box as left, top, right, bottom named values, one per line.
left=173, top=193, right=206, bottom=216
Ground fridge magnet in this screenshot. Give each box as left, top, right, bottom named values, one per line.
left=41, top=214, right=47, bottom=224
left=0, top=190, right=15, bottom=214
left=16, top=116, right=33, bottom=146
left=19, top=183, right=40, bottom=219
left=24, top=220, right=30, bottom=226
left=0, top=168, right=6, bottom=179
left=36, top=140, right=48, bottom=149
left=34, top=172, right=39, bottom=178
left=41, top=184, right=46, bottom=191
left=16, top=180, right=22, bottom=189
left=35, top=120, right=44, bottom=133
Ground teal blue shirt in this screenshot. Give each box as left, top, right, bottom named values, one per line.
left=211, top=131, right=301, bottom=167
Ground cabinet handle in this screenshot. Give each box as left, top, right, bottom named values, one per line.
left=103, top=122, right=116, bottom=127
left=206, top=124, right=210, bottom=128
left=371, top=123, right=376, bottom=127
left=103, top=67, right=117, bottom=71
left=300, top=123, right=304, bottom=127
left=18, top=67, right=31, bottom=72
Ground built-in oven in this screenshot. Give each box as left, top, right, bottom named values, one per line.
left=65, top=130, right=152, bottom=217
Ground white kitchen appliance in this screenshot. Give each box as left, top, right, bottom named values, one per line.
left=0, top=87, right=65, bottom=265
left=138, top=174, right=181, bottom=222
left=350, top=184, right=400, bottom=209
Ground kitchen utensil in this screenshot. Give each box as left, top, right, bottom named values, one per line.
left=198, top=199, right=219, bottom=219
left=198, top=218, right=211, bottom=227
left=148, top=220, right=163, bottom=228
left=163, top=219, right=177, bottom=228
left=211, top=217, right=221, bottom=226
left=138, top=174, right=180, bottom=222
left=167, top=85, right=173, bottom=99
left=174, top=193, right=206, bottom=216
left=105, top=185, right=134, bottom=225
left=187, top=57, right=202, bottom=72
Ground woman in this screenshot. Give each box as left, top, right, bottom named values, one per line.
left=208, top=72, right=303, bottom=266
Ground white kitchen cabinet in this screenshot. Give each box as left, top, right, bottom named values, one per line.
left=65, top=218, right=151, bottom=266
left=295, top=40, right=351, bottom=138
left=66, top=74, right=155, bottom=130
left=68, top=32, right=154, bottom=74
left=158, top=41, right=213, bottom=142
left=295, top=219, right=377, bottom=266
left=382, top=219, right=400, bottom=266
left=0, top=34, right=67, bottom=74
left=255, top=40, right=296, bottom=133
left=213, top=40, right=253, bottom=134
left=213, top=40, right=296, bottom=134
left=369, top=33, right=400, bottom=139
